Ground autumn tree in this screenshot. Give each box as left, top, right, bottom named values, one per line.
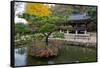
left=25, top=3, right=49, bottom=16
left=19, top=3, right=58, bottom=45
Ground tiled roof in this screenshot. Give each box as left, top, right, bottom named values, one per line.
left=68, top=13, right=90, bottom=21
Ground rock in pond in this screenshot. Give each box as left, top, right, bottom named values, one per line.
left=30, top=45, right=58, bottom=57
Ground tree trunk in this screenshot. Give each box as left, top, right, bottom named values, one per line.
left=45, top=36, right=49, bottom=45
left=43, top=32, right=52, bottom=46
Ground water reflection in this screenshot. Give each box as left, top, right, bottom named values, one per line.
left=16, top=48, right=26, bottom=55
left=48, top=60, right=54, bottom=64
left=14, top=43, right=96, bottom=66
left=15, top=47, right=26, bottom=66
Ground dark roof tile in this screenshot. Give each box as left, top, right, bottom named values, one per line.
left=68, top=13, right=90, bottom=21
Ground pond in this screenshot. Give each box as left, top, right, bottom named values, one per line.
left=14, top=41, right=97, bottom=66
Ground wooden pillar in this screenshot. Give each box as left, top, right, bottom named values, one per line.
left=84, top=30, right=87, bottom=34
left=84, top=22, right=87, bottom=34
left=75, top=23, right=78, bottom=35
left=75, top=30, right=78, bottom=35
left=60, top=30, right=62, bottom=33
left=67, top=30, right=69, bottom=34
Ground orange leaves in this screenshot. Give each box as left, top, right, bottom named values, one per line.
left=25, top=3, right=49, bottom=16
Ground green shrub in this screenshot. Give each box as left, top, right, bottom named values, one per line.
left=53, top=32, right=64, bottom=39
left=32, top=34, right=44, bottom=40
left=14, top=33, right=46, bottom=46
left=14, top=34, right=34, bottom=46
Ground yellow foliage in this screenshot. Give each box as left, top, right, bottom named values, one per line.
left=25, top=3, right=49, bottom=16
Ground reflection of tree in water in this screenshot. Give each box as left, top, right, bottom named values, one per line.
left=17, top=47, right=26, bottom=55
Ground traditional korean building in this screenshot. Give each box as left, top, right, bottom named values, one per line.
left=64, top=13, right=91, bottom=34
